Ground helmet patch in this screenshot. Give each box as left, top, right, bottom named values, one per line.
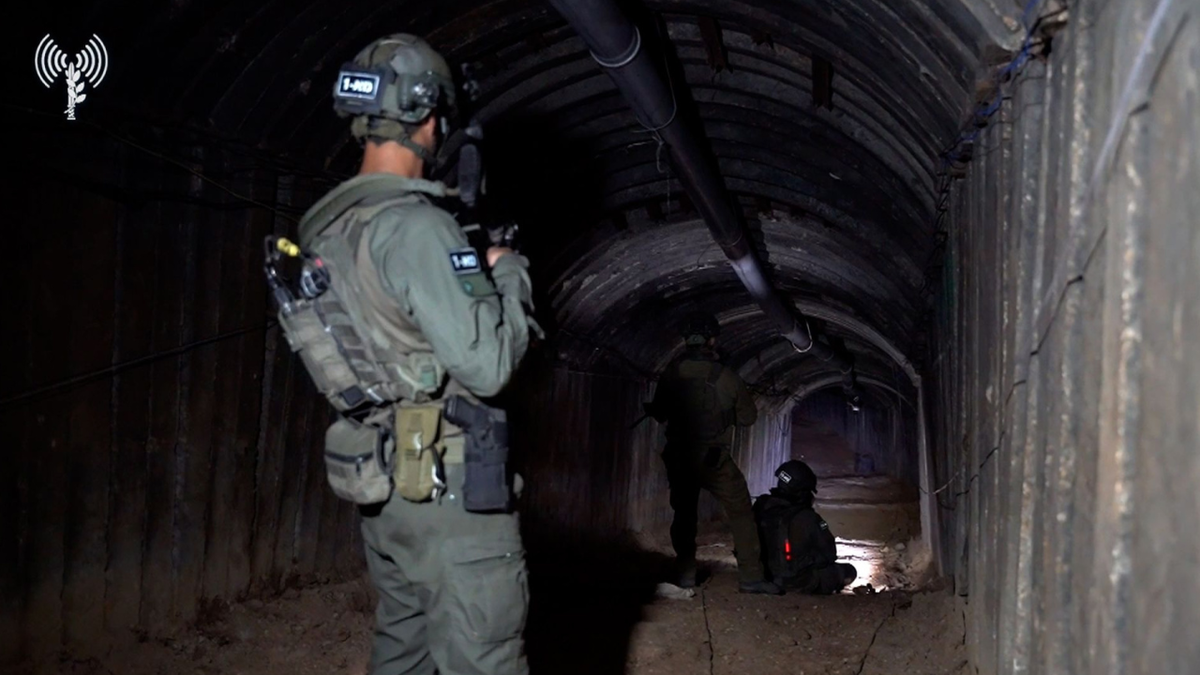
left=338, top=72, right=381, bottom=99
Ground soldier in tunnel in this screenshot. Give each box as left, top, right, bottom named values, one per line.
left=645, top=313, right=783, bottom=594
left=278, top=34, right=542, bottom=675
left=752, top=460, right=858, bottom=594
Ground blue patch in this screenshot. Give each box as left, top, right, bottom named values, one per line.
left=449, top=248, right=482, bottom=275
left=336, top=71, right=381, bottom=100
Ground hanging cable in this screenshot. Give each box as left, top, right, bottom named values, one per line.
left=0, top=321, right=277, bottom=412
left=4, top=102, right=325, bottom=223
left=920, top=1, right=1066, bottom=299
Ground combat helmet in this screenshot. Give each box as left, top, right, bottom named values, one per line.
left=331, top=34, right=457, bottom=163
left=774, top=459, right=818, bottom=495
left=680, top=312, right=720, bottom=346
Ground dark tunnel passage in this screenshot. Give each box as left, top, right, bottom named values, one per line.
left=3, top=0, right=1199, bottom=674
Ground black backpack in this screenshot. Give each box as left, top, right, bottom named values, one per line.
left=754, top=497, right=815, bottom=583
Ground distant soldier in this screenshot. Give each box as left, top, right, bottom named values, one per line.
left=645, top=313, right=782, bottom=594
left=753, top=460, right=858, bottom=594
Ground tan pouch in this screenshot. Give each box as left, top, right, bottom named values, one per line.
left=394, top=404, right=444, bottom=502
left=324, top=415, right=393, bottom=505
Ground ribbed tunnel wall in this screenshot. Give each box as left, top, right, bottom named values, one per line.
left=928, top=1, right=1199, bottom=674
left=926, top=1, right=1200, bottom=672
left=3, top=0, right=1199, bottom=673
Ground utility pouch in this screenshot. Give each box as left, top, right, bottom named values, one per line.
left=444, top=396, right=512, bottom=514
left=394, top=405, right=445, bottom=502
left=324, top=415, right=393, bottom=505
left=279, top=299, right=370, bottom=411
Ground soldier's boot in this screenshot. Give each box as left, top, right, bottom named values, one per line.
left=840, top=563, right=858, bottom=586
left=738, top=579, right=784, bottom=595
left=676, top=560, right=698, bottom=588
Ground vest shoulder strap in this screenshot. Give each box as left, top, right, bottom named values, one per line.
left=299, top=174, right=428, bottom=247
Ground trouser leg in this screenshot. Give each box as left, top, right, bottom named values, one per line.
left=362, top=462, right=529, bottom=675
left=665, top=458, right=701, bottom=569
left=433, top=524, right=530, bottom=675
left=796, top=564, right=850, bottom=594
left=702, top=451, right=765, bottom=583
left=361, top=519, right=436, bottom=675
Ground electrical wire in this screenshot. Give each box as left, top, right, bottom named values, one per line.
left=4, top=102, right=342, bottom=183
left=99, top=126, right=301, bottom=224
left=925, top=0, right=1186, bottom=506
left=4, top=103, right=337, bottom=223
left=919, top=2, right=1063, bottom=299
left=0, top=321, right=278, bottom=412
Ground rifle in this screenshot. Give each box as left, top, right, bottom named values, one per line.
left=454, top=64, right=521, bottom=259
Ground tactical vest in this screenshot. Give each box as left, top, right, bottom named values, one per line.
left=277, top=175, right=448, bottom=414
left=668, top=359, right=731, bottom=442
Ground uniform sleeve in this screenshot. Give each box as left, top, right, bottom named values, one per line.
left=795, top=511, right=837, bottom=567
left=728, top=368, right=758, bottom=426
left=372, top=206, right=538, bottom=398
left=814, top=518, right=838, bottom=566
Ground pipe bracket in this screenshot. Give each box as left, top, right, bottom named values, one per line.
left=591, top=26, right=641, bottom=69
left=791, top=321, right=814, bottom=353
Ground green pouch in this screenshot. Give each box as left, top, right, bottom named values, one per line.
left=324, top=415, right=393, bottom=504
left=279, top=300, right=368, bottom=412
left=394, top=405, right=444, bottom=502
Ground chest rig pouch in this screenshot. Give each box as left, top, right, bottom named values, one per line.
left=266, top=176, right=449, bottom=505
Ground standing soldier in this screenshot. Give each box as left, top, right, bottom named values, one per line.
left=645, top=313, right=782, bottom=594
left=271, top=34, right=541, bottom=675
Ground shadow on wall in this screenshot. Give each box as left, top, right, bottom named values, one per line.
left=497, top=356, right=671, bottom=674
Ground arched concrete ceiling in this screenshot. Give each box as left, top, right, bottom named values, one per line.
left=51, top=0, right=1023, bottom=392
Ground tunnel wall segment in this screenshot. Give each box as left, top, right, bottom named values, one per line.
left=927, top=1, right=1199, bottom=673
left=0, top=124, right=794, bottom=661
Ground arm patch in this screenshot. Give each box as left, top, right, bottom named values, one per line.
left=449, top=248, right=482, bottom=275
left=448, top=248, right=496, bottom=297
left=457, top=271, right=497, bottom=298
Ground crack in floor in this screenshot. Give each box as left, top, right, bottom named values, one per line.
left=700, top=583, right=715, bottom=675
left=855, top=598, right=898, bottom=675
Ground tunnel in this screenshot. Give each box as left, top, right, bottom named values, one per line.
left=2, top=0, right=1198, bottom=673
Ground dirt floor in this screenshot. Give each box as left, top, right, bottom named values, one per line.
left=14, top=544, right=965, bottom=675
left=10, top=473, right=967, bottom=675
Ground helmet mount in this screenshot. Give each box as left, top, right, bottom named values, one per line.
left=333, top=34, right=458, bottom=165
